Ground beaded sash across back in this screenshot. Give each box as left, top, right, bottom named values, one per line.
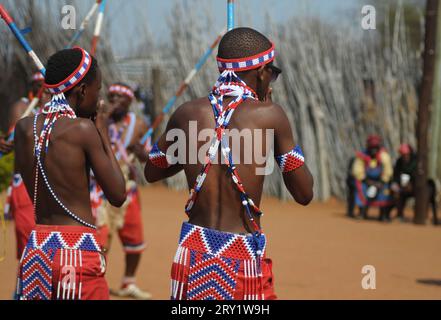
left=184, top=70, right=264, bottom=238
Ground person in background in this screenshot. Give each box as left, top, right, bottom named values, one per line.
left=391, top=144, right=438, bottom=224
left=352, top=135, right=393, bottom=221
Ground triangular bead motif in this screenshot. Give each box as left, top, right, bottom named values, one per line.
left=27, top=231, right=101, bottom=252
left=180, top=229, right=208, bottom=253
left=202, top=229, right=235, bottom=256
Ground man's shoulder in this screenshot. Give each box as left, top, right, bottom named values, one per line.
left=69, top=117, right=96, bottom=133
left=178, top=97, right=208, bottom=113
left=245, top=100, right=288, bottom=126
left=10, top=98, right=29, bottom=113
left=15, top=116, right=33, bottom=135
left=14, top=97, right=29, bottom=106
left=170, top=98, right=209, bottom=122
left=53, top=117, right=97, bottom=139
left=64, top=118, right=103, bottom=148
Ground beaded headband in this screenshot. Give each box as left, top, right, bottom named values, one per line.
left=216, top=42, right=276, bottom=72
left=44, top=47, right=92, bottom=94
left=108, top=84, right=135, bottom=99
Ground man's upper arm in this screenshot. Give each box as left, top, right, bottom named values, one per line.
left=144, top=104, right=185, bottom=182
left=9, top=101, right=27, bottom=129
left=156, top=102, right=186, bottom=151
left=269, top=103, right=314, bottom=204
left=77, top=120, right=116, bottom=181
left=270, top=103, right=296, bottom=156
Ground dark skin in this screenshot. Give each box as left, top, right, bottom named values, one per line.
left=145, top=65, right=314, bottom=234
left=14, top=68, right=126, bottom=227
left=0, top=81, right=51, bottom=155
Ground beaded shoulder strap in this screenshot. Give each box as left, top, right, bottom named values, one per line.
left=184, top=70, right=263, bottom=235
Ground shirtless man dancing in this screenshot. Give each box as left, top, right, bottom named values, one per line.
left=14, top=47, right=126, bottom=300
left=145, top=28, right=314, bottom=300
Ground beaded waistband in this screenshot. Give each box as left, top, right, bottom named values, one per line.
left=178, top=222, right=266, bottom=260
left=25, top=225, right=101, bottom=254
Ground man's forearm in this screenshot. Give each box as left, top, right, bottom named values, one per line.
left=97, top=126, right=124, bottom=179
left=145, top=161, right=183, bottom=183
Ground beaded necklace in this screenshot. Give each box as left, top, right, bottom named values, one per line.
left=32, top=46, right=96, bottom=229
left=33, top=95, right=96, bottom=229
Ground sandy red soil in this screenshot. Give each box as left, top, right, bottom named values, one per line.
left=1, top=184, right=440, bottom=299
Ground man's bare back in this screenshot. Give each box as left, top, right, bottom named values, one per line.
left=16, top=116, right=109, bottom=226
left=146, top=97, right=314, bottom=234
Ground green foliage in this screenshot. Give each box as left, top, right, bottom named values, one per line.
left=0, top=153, right=14, bottom=193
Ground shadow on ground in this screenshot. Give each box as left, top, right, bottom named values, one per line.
left=416, top=279, right=441, bottom=287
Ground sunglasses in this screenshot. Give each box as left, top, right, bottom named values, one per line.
left=265, top=63, right=282, bottom=82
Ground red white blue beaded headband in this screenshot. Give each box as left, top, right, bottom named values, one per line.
left=216, top=42, right=276, bottom=72
left=108, top=84, right=135, bottom=99
left=44, top=47, right=92, bottom=94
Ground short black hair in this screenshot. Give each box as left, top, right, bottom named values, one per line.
left=45, top=48, right=98, bottom=97
left=218, top=27, right=272, bottom=59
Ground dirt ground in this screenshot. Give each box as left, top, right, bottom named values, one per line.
left=1, top=184, right=440, bottom=300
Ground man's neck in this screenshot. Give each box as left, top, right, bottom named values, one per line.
left=238, top=75, right=257, bottom=91
left=66, top=94, right=79, bottom=114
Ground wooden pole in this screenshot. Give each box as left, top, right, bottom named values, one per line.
left=415, top=0, right=439, bottom=225
left=429, top=1, right=441, bottom=184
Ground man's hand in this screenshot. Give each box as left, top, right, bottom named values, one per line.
left=94, top=100, right=117, bottom=132
left=0, top=135, right=13, bottom=154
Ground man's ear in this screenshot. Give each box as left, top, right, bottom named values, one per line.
left=78, top=83, right=87, bottom=98
left=257, top=66, right=266, bottom=81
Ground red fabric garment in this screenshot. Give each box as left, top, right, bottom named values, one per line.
left=118, top=190, right=145, bottom=253
left=10, top=179, right=35, bottom=259
left=50, top=249, right=109, bottom=300
left=18, top=225, right=109, bottom=300
left=233, top=258, right=277, bottom=300
left=96, top=190, right=145, bottom=254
